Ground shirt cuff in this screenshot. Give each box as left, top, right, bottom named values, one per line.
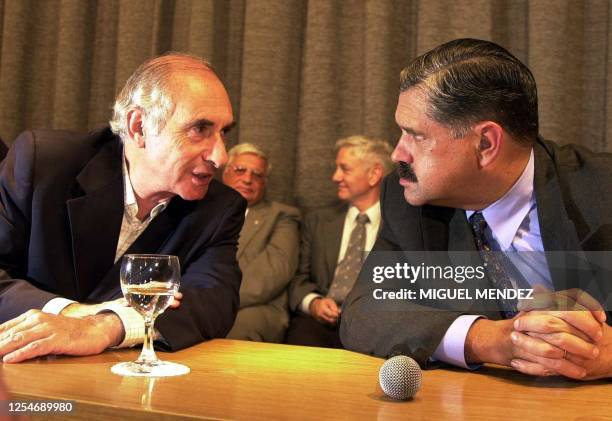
left=432, top=315, right=484, bottom=369
left=97, top=303, right=144, bottom=348
left=41, top=297, right=76, bottom=315
left=300, top=293, right=322, bottom=314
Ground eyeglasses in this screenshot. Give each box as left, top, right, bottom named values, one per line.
left=229, top=165, right=266, bottom=182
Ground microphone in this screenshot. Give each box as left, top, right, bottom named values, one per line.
left=378, top=355, right=422, bottom=400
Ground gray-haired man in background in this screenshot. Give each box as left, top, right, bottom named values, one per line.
left=223, top=143, right=300, bottom=343
left=287, top=136, right=393, bottom=348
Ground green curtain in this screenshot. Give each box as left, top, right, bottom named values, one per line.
left=0, top=0, right=610, bottom=207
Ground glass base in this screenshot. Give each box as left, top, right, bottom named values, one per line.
left=111, top=360, right=190, bottom=377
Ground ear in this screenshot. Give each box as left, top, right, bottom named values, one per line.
left=368, top=163, right=384, bottom=187
left=126, top=109, right=146, bottom=148
left=473, top=121, right=503, bottom=168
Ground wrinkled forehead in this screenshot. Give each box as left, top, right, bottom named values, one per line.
left=169, top=69, right=229, bottom=101
left=395, top=87, right=430, bottom=120
left=167, top=70, right=234, bottom=122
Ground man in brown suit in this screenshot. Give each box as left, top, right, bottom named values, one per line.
left=223, top=143, right=300, bottom=342
left=286, top=136, right=393, bottom=348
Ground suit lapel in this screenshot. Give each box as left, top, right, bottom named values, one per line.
left=66, top=139, right=123, bottom=301
left=420, top=205, right=469, bottom=251
left=88, top=197, right=195, bottom=301
left=534, top=140, right=581, bottom=253
left=237, top=200, right=268, bottom=259
left=533, top=140, right=585, bottom=292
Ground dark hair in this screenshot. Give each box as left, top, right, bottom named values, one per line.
left=400, top=38, right=538, bottom=144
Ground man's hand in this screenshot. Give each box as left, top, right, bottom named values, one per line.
left=61, top=303, right=105, bottom=317
left=309, top=297, right=341, bottom=325
left=169, top=291, right=182, bottom=309
left=511, top=311, right=610, bottom=380
left=518, top=287, right=607, bottom=325
left=509, top=289, right=609, bottom=379
left=465, top=316, right=590, bottom=377
left=565, top=323, right=612, bottom=380
left=0, top=310, right=124, bottom=363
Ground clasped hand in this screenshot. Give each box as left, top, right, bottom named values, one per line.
left=508, top=288, right=610, bottom=380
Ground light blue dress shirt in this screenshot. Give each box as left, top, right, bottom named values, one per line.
left=432, top=149, right=553, bottom=368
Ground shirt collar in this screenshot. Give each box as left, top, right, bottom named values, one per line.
left=122, top=155, right=169, bottom=222
left=347, top=201, right=381, bottom=226
left=465, top=149, right=535, bottom=250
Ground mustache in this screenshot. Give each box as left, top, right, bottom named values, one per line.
left=397, top=162, right=417, bottom=182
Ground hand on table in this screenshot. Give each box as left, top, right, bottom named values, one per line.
left=465, top=288, right=609, bottom=379
left=309, top=297, right=341, bottom=325
left=511, top=310, right=610, bottom=379
left=466, top=311, right=604, bottom=378
left=0, top=310, right=124, bottom=363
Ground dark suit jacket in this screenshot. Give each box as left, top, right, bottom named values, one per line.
left=0, top=128, right=246, bottom=351
left=340, top=138, right=612, bottom=365
left=288, top=205, right=346, bottom=312
left=226, top=199, right=300, bottom=342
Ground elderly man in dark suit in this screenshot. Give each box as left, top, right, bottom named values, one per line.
left=287, top=136, right=393, bottom=348
left=0, top=53, right=244, bottom=363
left=223, top=143, right=300, bottom=343
left=341, top=39, right=612, bottom=381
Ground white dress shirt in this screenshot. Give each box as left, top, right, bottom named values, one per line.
left=300, top=202, right=381, bottom=314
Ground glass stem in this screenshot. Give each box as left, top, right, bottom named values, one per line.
left=137, top=317, right=158, bottom=365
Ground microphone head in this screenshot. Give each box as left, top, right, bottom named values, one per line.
left=379, top=355, right=422, bottom=400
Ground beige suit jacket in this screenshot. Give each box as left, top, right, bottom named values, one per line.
left=227, top=199, right=300, bottom=342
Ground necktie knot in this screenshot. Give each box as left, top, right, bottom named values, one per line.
left=356, top=213, right=369, bottom=226
left=469, top=212, right=487, bottom=238
left=469, top=212, right=491, bottom=252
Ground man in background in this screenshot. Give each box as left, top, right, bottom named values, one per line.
left=223, top=143, right=300, bottom=342
left=0, top=53, right=244, bottom=362
left=287, top=136, right=393, bottom=348
left=341, top=39, right=612, bottom=380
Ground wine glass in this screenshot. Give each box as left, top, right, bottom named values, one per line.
left=111, top=254, right=190, bottom=377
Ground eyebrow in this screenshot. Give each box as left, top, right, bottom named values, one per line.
left=399, top=125, right=423, bottom=137
left=222, top=121, right=237, bottom=133
left=185, top=119, right=237, bottom=133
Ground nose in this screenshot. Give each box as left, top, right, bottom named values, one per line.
left=332, top=167, right=342, bottom=182
left=208, top=136, right=228, bottom=169
left=242, top=171, right=253, bottom=184
left=391, top=138, right=412, bottom=164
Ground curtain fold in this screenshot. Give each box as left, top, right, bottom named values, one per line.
left=0, top=0, right=610, bottom=208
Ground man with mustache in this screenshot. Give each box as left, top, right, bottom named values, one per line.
left=287, top=136, right=393, bottom=348
left=0, top=53, right=244, bottom=362
left=341, top=38, right=612, bottom=380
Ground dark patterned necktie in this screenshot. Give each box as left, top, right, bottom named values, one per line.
left=327, top=213, right=370, bottom=304
left=469, top=212, right=529, bottom=318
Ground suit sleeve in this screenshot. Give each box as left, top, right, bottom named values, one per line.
left=239, top=206, right=300, bottom=307
left=0, top=132, right=59, bottom=322
left=340, top=175, right=463, bottom=367
left=155, top=193, right=246, bottom=351
left=288, top=211, right=321, bottom=312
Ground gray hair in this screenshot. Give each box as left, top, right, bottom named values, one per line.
left=226, top=142, right=272, bottom=175
left=335, top=135, right=394, bottom=175
left=109, top=53, right=214, bottom=139
left=400, top=38, right=538, bottom=144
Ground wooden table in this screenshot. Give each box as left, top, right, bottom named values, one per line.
left=1, top=339, right=611, bottom=420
